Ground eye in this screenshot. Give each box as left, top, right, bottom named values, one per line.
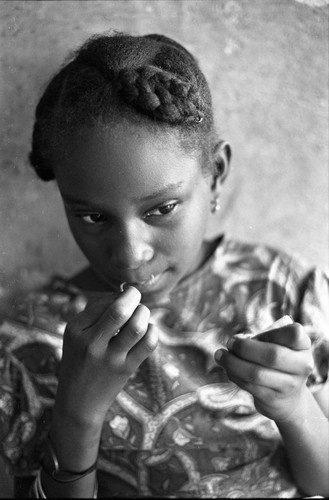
left=145, top=202, right=178, bottom=218
left=78, top=213, right=108, bottom=225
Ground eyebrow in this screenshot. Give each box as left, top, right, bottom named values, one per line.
left=132, top=181, right=185, bottom=202
left=61, top=181, right=185, bottom=207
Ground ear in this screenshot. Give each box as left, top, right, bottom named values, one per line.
left=210, top=141, right=231, bottom=191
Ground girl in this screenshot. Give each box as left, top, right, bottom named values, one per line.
left=0, top=32, right=328, bottom=498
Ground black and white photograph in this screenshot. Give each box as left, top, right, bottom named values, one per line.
left=0, top=0, right=328, bottom=498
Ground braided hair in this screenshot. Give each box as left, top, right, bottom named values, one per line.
left=29, top=32, right=216, bottom=181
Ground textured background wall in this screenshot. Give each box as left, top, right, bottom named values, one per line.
left=0, top=0, right=328, bottom=494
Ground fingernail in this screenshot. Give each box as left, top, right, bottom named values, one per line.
left=235, top=332, right=253, bottom=339
left=226, top=338, right=234, bottom=350
left=215, top=350, right=223, bottom=362
left=121, top=282, right=135, bottom=293
left=122, top=285, right=141, bottom=299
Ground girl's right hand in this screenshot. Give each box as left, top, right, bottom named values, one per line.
left=53, top=286, right=158, bottom=428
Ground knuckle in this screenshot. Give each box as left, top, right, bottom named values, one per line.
left=109, top=303, right=129, bottom=323
left=145, top=338, right=158, bottom=353
left=144, top=329, right=158, bottom=353
left=129, top=322, right=146, bottom=338
left=85, top=342, right=99, bottom=359
left=247, top=366, right=260, bottom=384
left=250, top=385, right=266, bottom=400
left=108, top=353, right=123, bottom=371
left=128, top=307, right=150, bottom=338
left=264, top=347, right=279, bottom=367
left=77, top=334, right=98, bottom=357
left=286, top=377, right=297, bottom=392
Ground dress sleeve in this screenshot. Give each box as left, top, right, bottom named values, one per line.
left=0, top=277, right=86, bottom=477
left=294, top=267, right=329, bottom=392
left=0, top=322, right=61, bottom=477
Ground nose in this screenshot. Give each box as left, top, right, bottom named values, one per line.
left=112, top=222, right=154, bottom=270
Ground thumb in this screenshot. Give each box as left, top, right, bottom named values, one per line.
left=253, top=316, right=310, bottom=350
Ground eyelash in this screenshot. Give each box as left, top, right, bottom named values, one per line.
left=145, top=202, right=178, bottom=218
left=75, top=202, right=178, bottom=225
left=78, top=213, right=108, bottom=225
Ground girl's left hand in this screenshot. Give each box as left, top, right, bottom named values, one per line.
left=214, top=323, right=315, bottom=423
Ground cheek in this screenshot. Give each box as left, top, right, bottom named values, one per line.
left=171, top=205, right=210, bottom=252
left=182, top=197, right=210, bottom=237
left=66, top=217, right=101, bottom=258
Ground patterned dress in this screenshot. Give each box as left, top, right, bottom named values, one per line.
left=0, top=237, right=328, bottom=498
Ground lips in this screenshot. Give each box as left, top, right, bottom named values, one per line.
left=124, top=272, right=163, bottom=290
left=108, top=267, right=170, bottom=293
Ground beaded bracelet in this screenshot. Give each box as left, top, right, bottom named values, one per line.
left=42, top=434, right=97, bottom=483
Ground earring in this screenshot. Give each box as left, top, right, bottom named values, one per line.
left=211, top=196, right=220, bottom=213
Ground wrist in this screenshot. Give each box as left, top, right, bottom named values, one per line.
left=47, top=409, right=103, bottom=474
left=274, top=385, right=314, bottom=429
left=42, top=434, right=97, bottom=481
left=52, top=399, right=106, bottom=433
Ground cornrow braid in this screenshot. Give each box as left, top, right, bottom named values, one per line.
left=115, top=66, right=204, bottom=123
left=29, top=32, right=215, bottom=181
left=74, top=36, right=205, bottom=123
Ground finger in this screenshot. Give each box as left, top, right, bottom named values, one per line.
left=227, top=373, right=278, bottom=402
left=126, top=323, right=159, bottom=371
left=109, top=304, right=151, bottom=355
left=65, top=295, right=115, bottom=335
left=80, top=294, right=118, bottom=329
left=215, top=349, right=300, bottom=392
left=85, top=291, right=118, bottom=308
left=94, top=286, right=142, bottom=344
left=226, top=336, right=314, bottom=375
left=248, top=323, right=311, bottom=351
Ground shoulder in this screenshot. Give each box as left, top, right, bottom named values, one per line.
left=215, top=236, right=324, bottom=284
left=212, top=237, right=298, bottom=284
left=212, top=236, right=329, bottom=321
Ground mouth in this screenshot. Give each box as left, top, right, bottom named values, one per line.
left=120, top=272, right=165, bottom=292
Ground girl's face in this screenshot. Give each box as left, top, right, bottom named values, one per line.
left=53, top=121, right=216, bottom=303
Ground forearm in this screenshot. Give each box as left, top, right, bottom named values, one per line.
left=276, top=386, right=329, bottom=497
left=38, top=409, right=103, bottom=498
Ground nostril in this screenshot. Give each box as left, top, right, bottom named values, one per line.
left=114, top=246, right=154, bottom=270
left=113, top=225, right=154, bottom=269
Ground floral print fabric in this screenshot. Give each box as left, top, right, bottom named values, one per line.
left=0, top=237, right=328, bottom=498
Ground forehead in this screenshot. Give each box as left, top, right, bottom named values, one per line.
left=53, top=123, right=202, bottom=203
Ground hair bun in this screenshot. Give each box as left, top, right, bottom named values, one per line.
left=116, top=66, right=203, bottom=124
